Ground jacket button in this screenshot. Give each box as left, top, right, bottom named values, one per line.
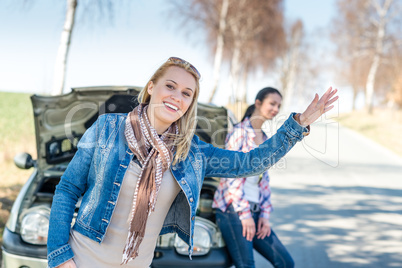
left=172, top=166, right=177, bottom=170
left=181, top=180, right=186, bottom=185
left=189, top=197, right=193, bottom=202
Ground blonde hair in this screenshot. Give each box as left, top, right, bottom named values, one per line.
left=138, top=59, right=200, bottom=164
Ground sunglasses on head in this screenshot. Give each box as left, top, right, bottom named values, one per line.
left=168, top=57, right=201, bottom=79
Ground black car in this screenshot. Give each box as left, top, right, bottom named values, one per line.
left=1, top=86, right=235, bottom=268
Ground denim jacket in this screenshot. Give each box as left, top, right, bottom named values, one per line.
left=47, top=112, right=308, bottom=268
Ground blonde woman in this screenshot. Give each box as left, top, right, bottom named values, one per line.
left=47, top=57, right=338, bottom=268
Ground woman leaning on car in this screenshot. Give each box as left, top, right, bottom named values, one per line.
left=47, top=56, right=338, bottom=268
left=214, top=87, right=295, bottom=268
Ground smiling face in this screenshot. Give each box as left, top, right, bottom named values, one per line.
left=146, top=66, right=196, bottom=134
left=254, top=93, right=282, bottom=120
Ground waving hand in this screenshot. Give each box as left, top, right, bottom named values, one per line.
left=298, top=87, right=338, bottom=127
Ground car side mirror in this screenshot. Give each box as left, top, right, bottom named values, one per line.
left=14, top=153, right=35, bottom=169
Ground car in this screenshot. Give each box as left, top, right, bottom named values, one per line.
left=1, top=86, right=236, bottom=268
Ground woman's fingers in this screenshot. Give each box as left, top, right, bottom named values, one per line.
left=241, top=218, right=255, bottom=241
left=318, top=87, right=332, bottom=103
left=256, top=232, right=262, bottom=239
left=256, top=225, right=271, bottom=239
left=324, top=105, right=334, bottom=113
left=301, top=87, right=339, bottom=125
left=242, top=224, right=246, bottom=238
left=326, top=89, right=338, bottom=103
left=312, top=93, right=319, bottom=105
left=319, top=88, right=337, bottom=106
left=255, top=218, right=271, bottom=239
left=325, top=96, right=339, bottom=108
left=258, top=219, right=263, bottom=232
left=327, top=88, right=338, bottom=101
left=257, top=230, right=265, bottom=239
left=247, top=226, right=255, bottom=241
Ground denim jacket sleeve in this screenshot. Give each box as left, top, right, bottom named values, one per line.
left=47, top=117, right=101, bottom=268
left=202, top=113, right=308, bottom=178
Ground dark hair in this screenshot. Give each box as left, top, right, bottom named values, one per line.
left=241, top=87, right=282, bottom=122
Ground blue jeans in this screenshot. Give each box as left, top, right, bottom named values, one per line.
left=215, top=205, right=294, bottom=268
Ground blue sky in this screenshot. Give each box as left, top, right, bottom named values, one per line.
left=0, top=0, right=339, bottom=107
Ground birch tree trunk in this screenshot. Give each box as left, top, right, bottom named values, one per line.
left=51, top=0, right=77, bottom=96
left=365, top=53, right=381, bottom=113
left=352, top=87, right=358, bottom=111
left=228, top=42, right=241, bottom=104
left=365, top=0, right=392, bottom=113
left=281, top=43, right=300, bottom=112
left=208, top=0, right=229, bottom=103
left=240, top=65, right=249, bottom=103
left=281, top=21, right=302, bottom=112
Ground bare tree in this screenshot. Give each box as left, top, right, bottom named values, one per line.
left=166, top=0, right=228, bottom=103
left=51, top=0, right=77, bottom=96
left=364, top=0, right=395, bottom=113
left=224, top=0, right=285, bottom=104
left=390, top=75, right=402, bottom=109
left=384, top=42, right=402, bottom=109
left=208, top=0, right=229, bottom=103
left=51, top=0, right=116, bottom=96
left=167, top=0, right=285, bottom=104
left=280, top=20, right=303, bottom=112
left=349, top=58, right=369, bottom=111
left=331, top=1, right=369, bottom=110
left=332, top=0, right=402, bottom=113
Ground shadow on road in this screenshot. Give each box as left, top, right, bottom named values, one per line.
left=270, top=184, right=402, bottom=268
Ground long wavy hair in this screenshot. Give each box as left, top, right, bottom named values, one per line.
left=137, top=59, right=200, bottom=164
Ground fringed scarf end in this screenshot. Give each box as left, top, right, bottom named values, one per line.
left=121, top=231, right=144, bottom=265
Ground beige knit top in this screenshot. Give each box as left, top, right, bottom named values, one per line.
left=68, top=160, right=181, bottom=267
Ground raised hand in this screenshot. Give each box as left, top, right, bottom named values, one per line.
left=299, top=87, right=338, bottom=127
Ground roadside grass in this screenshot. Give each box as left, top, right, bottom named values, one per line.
left=0, top=91, right=36, bottom=186
left=0, top=92, right=36, bottom=256
left=337, top=108, right=402, bottom=157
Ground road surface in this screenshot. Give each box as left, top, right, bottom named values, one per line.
left=249, top=121, right=402, bottom=268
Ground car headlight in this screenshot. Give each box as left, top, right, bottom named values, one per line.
left=20, top=206, right=50, bottom=245
left=174, top=217, right=213, bottom=256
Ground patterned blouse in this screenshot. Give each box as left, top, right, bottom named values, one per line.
left=212, top=117, right=273, bottom=220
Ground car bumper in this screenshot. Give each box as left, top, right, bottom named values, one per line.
left=1, top=228, right=231, bottom=268
left=2, top=227, right=47, bottom=268
left=2, top=250, right=47, bottom=268
left=151, top=247, right=232, bottom=268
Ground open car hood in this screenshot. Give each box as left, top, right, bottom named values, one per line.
left=31, top=86, right=231, bottom=170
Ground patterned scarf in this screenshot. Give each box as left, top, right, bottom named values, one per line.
left=122, top=104, right=178, bottom=264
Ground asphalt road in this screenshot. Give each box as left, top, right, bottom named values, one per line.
left=249, top=121, right=402, bottom=268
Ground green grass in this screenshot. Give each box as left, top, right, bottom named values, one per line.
left=0, top=92, right=36, bottom=169
left=0, top=92, right=37, bottom=257
left=0, top=92, right=35, bottom=143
